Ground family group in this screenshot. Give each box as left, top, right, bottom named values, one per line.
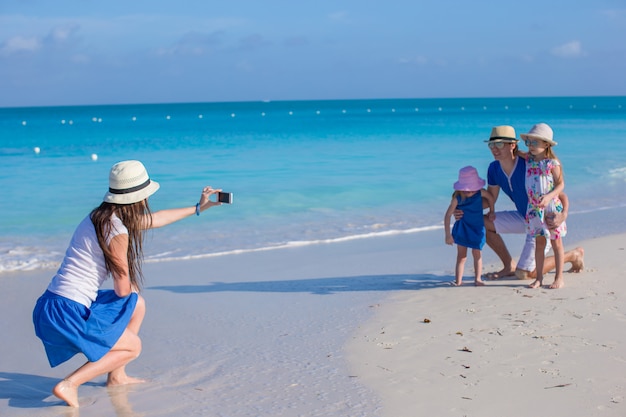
left=444, top=123, right=584, bottom=288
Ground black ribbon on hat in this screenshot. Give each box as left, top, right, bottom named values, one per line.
left=109, top=179, right=151, bottom=194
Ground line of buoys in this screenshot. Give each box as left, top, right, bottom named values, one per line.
left=16, top=102, right=620, bottom=129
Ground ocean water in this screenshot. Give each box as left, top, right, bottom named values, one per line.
left=1, top=96, right=625, bottom=272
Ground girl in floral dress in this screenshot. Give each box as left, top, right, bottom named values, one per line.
left=521, top=123, right=566, bottom=289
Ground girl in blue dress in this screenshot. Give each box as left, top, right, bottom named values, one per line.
left=33, top=160, right=225, bottom=407
left=444, top=166, right=495, bottom=286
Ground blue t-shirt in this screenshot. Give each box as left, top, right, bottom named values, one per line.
left=487, top=156, right=527, bottom=216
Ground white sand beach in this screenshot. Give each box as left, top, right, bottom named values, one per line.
left=347, top=233, right=626, bottom=417
left=1, top=225, right=624, bottom=416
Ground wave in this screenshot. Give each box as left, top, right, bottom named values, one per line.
left=145, top=225, right=443, bottom=263
left=0, top=225, right=443, bottom=274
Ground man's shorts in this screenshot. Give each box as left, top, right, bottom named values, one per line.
left=493, top=211, right=551, bottom=273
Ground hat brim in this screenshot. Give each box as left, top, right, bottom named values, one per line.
left=484, top=138, right=518, bottom=143
left=453, top=179, right=485, bottom=191
left=103, top=180, right=160, bottom=205
left=520, top=133, right=558, bottom=146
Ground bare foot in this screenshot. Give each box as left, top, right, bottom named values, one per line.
left=528, top=279, right=543, bottom=289
left=549, top=277, right=565, bottom=289
left=474, top=280, right=485, bottom=286
left=567, top=247, right=585, bottom=273
left=53, top=379, right=79, bottom=407
left=106, top=375, right=147, bottom=387
left=514, top=269, right=533, bottom=280
left=484, top=268, right=515, bottom=280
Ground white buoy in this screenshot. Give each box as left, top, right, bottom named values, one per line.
left=91, top=153, right=98, bottom=161
left=166, top=115, right=171, bottom=120
left=198, top=114, right=203, bottom=119
left=22, top=121, right=27, bottom=126
left=132, top=116, right=137, bottom=121
left=33, top=147, right=41, bottom=154
left=231, top=113, right=236, bottom=118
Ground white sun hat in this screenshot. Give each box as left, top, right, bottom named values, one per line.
left=521, top=123, right=558, bottom=146
left=103, top=160, right=160, bottom=204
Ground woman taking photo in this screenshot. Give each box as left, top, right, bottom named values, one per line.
left=33, top=160, right=223, bottom=407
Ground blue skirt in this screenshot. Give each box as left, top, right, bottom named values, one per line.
left=33, top=289, right=138, bottom=367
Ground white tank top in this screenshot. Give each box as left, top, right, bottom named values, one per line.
left=47, top=214, right=127, bottom=307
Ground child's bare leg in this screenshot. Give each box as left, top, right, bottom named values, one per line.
left=455, top=245, right=468, bottom=286
left=529, top=236, right=546, bottom=289
left=549, top=238, right=565, bottom=289
left=472, top=248, right=485, bottom=286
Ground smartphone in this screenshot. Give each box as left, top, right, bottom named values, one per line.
left=217, top=191, right=233, bottom=204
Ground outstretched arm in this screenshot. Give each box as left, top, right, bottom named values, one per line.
left=146, top=186, right=222, bottom=229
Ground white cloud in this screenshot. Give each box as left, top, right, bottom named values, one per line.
left=0, top=24, right=81, bottom=57
left=155, top=31, right=223, bottom=56
left=551, top=40, right=585, bottom=58
left=398, top=55, right=428, bottom=65
left=601, top=8, right=626, bottom=21
left=0, top=35, right=41, bottom=55
left=47, top=25, right=78, bottom=42
left=328, top=11, right=349, bottom=22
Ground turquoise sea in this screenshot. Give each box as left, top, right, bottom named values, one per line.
left=1, top=96, right=625, bottom=273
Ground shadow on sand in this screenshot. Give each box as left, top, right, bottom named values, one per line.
left=0, top=372, right=138, bottom=416
left=149, top=273, right=456, bottom=295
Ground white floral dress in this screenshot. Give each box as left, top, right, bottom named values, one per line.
left=525, top=158, right=567, bottom=240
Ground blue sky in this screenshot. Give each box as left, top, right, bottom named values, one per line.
left=1, top=1, right=625, bottom=107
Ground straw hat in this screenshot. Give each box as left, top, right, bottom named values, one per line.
left=454, top=166, right=486, bottom=191
left=521, top=123, right=557, bottom=146
left=103, top=160, right=160, bottom=204
left=484, top=125, right=518, bottom=143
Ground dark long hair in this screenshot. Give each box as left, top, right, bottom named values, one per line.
left=90, top=200, right=153, bottom=290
